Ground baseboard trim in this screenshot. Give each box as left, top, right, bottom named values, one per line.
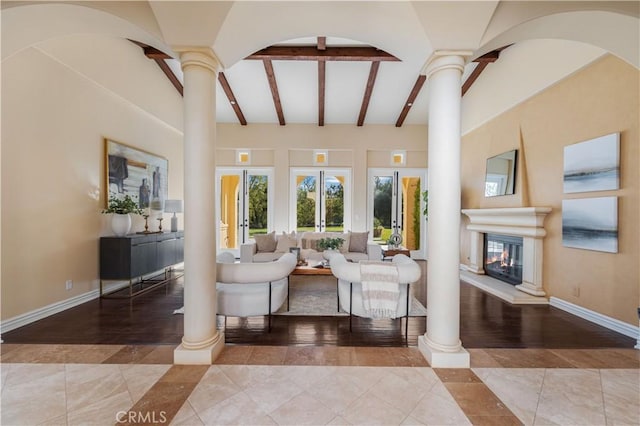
left=1, top=282, right=129, bottom=334
left=550, top=297, right=639, bottom=344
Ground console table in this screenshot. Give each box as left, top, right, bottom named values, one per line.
left=100, top=231, right=184, bottom=298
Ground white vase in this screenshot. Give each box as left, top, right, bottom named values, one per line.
left=111, top=213, right=132, bottom=236
left=322, top=249, right=338, bottom=260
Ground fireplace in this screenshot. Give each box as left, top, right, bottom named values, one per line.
left=461, top=207, right=552, bottom=298
left=484, top=234, right=523, bottom=285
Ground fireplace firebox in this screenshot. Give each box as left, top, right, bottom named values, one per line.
left=484, top=234, right=523, bottom=285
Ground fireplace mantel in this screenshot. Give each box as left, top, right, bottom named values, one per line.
left=462, top=207, right=552, bottom=300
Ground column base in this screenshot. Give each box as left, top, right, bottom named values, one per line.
left=174, top=333, right=225, bottom=364
left=418, top=335, right=470, bottom=368
left=516, top=282, right=546, bottom=297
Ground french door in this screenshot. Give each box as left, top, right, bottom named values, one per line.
left=216, top=168, right=274, bottom=257
left=290, top=168, right=351, bottom=232
left=368, top=168, right=427, bottom=259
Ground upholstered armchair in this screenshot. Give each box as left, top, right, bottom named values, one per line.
left=328, top=252, right=421, bottom=335
left=216, top=252, right=296, bottom=330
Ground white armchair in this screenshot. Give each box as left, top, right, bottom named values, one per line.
left=328, top=253, right=421, bottom=335
left=216, top=252, right=296, bottom=331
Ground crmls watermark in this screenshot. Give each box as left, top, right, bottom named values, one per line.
left=116, top=410, right=168, bottom=424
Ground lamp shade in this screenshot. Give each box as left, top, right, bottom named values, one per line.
left=164, top=199, right=183, bottom=214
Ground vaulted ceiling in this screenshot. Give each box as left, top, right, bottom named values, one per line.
left=133, top=36, right=503, bottom=127
left=4, top=1, right=637, bottom=130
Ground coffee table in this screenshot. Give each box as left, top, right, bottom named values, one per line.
left=291, top=264, right=334, bottom=276
left=381, top=245, right=411, bottom=260
left=290, top=263, right=339, bottom=311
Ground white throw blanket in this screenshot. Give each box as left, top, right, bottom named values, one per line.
left=360, top=261, right=400, bottom=319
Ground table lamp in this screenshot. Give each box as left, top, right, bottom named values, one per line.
left=164, top=199, right=183, bottom=232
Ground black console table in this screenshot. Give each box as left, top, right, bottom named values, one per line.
left=100, top=231, right=184, bottom=297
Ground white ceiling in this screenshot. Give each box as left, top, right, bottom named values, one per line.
left=4, top=1, right=635, bottom=131
left=171, top=36, right=478, bottom=126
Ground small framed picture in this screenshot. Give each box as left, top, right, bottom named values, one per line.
left=289, top=247, right=301, bottom=261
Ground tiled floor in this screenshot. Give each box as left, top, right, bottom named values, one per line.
left=1, top=344, right=638, bottom=425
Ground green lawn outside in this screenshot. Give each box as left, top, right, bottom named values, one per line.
left=249, top=226, right=345, bottom=236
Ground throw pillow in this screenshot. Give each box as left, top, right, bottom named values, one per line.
left=254, top=231, right=276, bottom=253
left=275, top=231, right=298, bottom=253
left=348, top=231, right=369, bottom=253
left=302, top=238, right=320, bottom=251
left=338, top=232, right=350, bottom=253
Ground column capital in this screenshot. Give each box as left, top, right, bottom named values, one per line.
left=176, top=47, right=221, bottom=74
left=422, top=50, right=472, bottom=80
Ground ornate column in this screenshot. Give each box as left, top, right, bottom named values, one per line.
left=174, top=49, right=224, bottom=364
left=418, top=52, right=471, bottom=368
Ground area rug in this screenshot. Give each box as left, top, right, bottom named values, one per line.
left=275, top=275, right=427, bottom=317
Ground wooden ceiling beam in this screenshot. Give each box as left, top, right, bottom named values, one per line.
left=395, top=75, right=426, bottom=127
left=462, top=48, right=502, bottom=96
left=317, top=36, right=326, bottom=51
left=152, top=58, right=183, bottom=96
left=357, top=61, right=380, bottom=127
left=129, top=39, right=183, bottom=96
left=143, top=46, right=172, bottom=60
left=318, top=61, right=326, bottom=126
left=263, top=59, right=286, bottom=125
left=218, top=72, right=247, bottom=126
left=247, top=46, right=399, bottom=62
left=318, top=37, right=326, bottom=126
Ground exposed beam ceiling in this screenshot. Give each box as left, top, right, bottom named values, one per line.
left=130, top=37, right=508, bottom=127
left=263, top=59, right=286, bottom=125
left=218, top=72, right=247, bottom=126
left=395, top=75, right=426, bottom=127
left=317, top=37, right=326, bottom=126
left=357, top=61, right=380, bottom=127
left=393, top=46, right=508, bottom=127
left=130, top=40, right=183, bottom=96
left=246, top=46, right=400, bottom=62
left=461, top=49, right=500, bottom=96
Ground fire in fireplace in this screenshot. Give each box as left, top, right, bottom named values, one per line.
left=484, top=233, right=523, bottom=285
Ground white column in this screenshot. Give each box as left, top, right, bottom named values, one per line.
left=419, top=52, right=470, bottom=368
left=174, top=49, right=224, bottom=364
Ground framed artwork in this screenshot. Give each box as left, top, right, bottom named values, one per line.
left=562, top=197, right=618, bottom=253
left=105, top=139, right=168, bottom=210
left=563, top=132, right=619, bottom=193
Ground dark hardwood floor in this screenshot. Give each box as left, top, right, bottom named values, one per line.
left=2, top=263, right=635, bottom=348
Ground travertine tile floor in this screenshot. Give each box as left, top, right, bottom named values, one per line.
left=1, top=344, right=638, bottom=425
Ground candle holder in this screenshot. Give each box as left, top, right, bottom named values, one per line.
left=157, top=217, right=163, bottom=232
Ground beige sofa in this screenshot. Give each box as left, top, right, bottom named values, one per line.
left=240, top=231, right=382, bottom=263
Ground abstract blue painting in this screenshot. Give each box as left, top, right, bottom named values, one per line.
left=562, top=197, right=618, bottom=253
left=563, top=133, right=619, bottom=193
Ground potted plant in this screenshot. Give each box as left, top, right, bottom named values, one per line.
left=102, top=193, right=144, bottom=236
left=317, top=237, right=344, bottom=251
left=317, top=237, right=345, bottom=261
left=373, top=218, right=384, bottom=238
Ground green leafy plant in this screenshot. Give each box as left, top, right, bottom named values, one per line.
left=422, top=190, right=429, bottom=219
left=317, top=237, right=344, bottom=251
left=103, top=194, right=144, bottom=215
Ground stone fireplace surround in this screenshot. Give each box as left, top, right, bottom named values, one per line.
left=461, top=207, right=552, bottom=304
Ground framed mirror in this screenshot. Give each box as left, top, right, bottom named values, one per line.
left=484, top=149, right=517, bottom=197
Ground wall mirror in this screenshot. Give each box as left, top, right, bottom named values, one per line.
left=484, top=149, right=517, bottom=197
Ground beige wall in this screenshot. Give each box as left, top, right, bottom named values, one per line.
left=1, top=46, right=183, bottom=321
left=216, top=124, right=428, bottom=233
left=460, top=55, right=639, bottom=325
